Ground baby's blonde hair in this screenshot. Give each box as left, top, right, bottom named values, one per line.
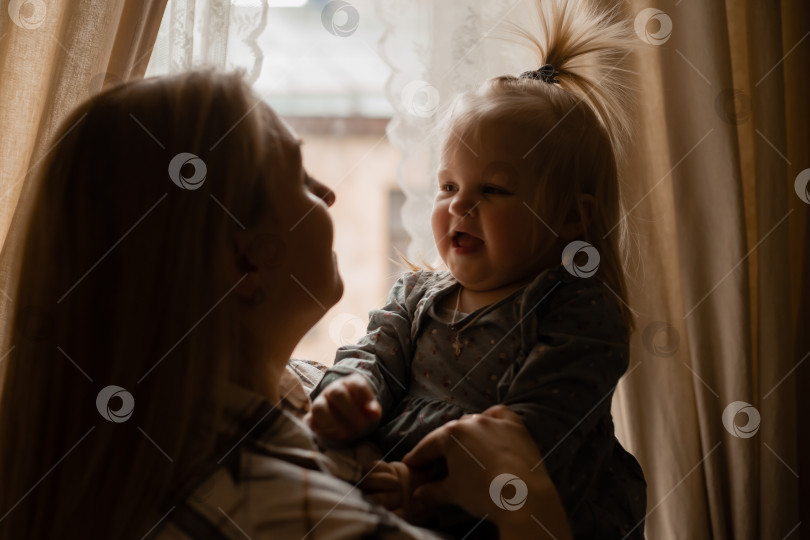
left=440, top=0, right=635, bottom=331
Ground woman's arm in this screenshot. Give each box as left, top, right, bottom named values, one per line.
left=402, top=405, right=572, bottom=540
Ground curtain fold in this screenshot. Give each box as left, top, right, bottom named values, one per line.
left=0, top=0, right=169, bottom=244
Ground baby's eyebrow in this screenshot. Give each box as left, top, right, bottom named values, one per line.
left=481, top=160, right=520, bottom=186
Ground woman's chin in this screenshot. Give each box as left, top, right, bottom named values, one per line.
left=329, top=253, right=344, bottom=306
left=328, top=273, right=345, bottom=309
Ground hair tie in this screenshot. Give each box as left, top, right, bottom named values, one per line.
left=519, top=64, right=560, bottom=84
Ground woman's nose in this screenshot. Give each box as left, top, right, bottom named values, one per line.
left=308, top=177, right=336, bottom=207
left=448, top=191, right=478, bottom=218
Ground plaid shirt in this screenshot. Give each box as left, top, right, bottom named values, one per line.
left=155, top=375, right=445, bottom=540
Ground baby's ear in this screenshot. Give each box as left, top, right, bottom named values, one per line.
left=560, top=194, right=597, bottom=241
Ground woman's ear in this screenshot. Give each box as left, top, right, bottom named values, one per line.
left=231, top=229, right=262, bottom=303
left=230, top=229, right=289, bottom=303
left=559, top=194, right=598, bottom=242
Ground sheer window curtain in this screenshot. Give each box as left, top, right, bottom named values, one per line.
left=144, top=0, right=269, bottom=83
left=381, top=1, right=809, bottom=539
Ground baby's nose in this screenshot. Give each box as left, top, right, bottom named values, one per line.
left=449, top=195, right=478, bottom=218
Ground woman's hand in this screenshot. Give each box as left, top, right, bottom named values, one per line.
left=402, top=405, right=572, bottom=540
left=305, top=373, right=382, bottom=443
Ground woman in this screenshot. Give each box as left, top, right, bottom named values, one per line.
left=0, top=70, right=571, bottom=539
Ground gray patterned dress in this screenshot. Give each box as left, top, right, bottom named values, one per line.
left=312, top=264, right=647, bottom=539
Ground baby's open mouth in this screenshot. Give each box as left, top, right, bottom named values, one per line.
left=452, top=231, right=484, bottom=248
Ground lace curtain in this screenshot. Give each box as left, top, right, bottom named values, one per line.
left=378, top=0, right=530, bottom=261
left=146, top=0, right=269, bottom=83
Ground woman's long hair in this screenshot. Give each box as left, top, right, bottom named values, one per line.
left=440, top=0, right=637, bottom=331
left=0, top=71, right=294, bottom=538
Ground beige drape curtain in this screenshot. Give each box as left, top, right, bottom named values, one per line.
left=612, top=1, right=809, bottom=538
left=0, top=0, right=168, bottom=269
left=1, top=0, right=808, bottom=538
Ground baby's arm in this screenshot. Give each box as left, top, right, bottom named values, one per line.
left=309, top=272, right=429, bottom=442
left=305, top=373, right=382, bottom=442
left=499, top=277, right=641, bottom=533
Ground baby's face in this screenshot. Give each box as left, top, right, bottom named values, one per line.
left=431, top=137, right=562, bottom=294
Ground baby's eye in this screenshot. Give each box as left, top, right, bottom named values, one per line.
left=483, top=185, right=511, bottom=195
left=439, top=184, right=457, bottom=192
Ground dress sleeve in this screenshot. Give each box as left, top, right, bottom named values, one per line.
left=311, top=272, right=424, bottom=418
left=498, top=277, right=630, bottom=503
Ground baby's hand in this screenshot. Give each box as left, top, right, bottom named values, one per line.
left=305, top=373, right=382, bottom=443
left=359, top=460, right=411, bottom=513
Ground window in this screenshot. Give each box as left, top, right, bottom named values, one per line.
left=147, top=0, right=411, bottom=365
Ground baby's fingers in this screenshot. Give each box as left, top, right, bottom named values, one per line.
left=306, top=400, right=344, bottom=439
left=341, top=374, right=382, bottom=418
left=322, top=389, right=370, bottom=433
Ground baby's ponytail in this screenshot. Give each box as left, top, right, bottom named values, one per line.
left=506, top=0, right=635, bottom=157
